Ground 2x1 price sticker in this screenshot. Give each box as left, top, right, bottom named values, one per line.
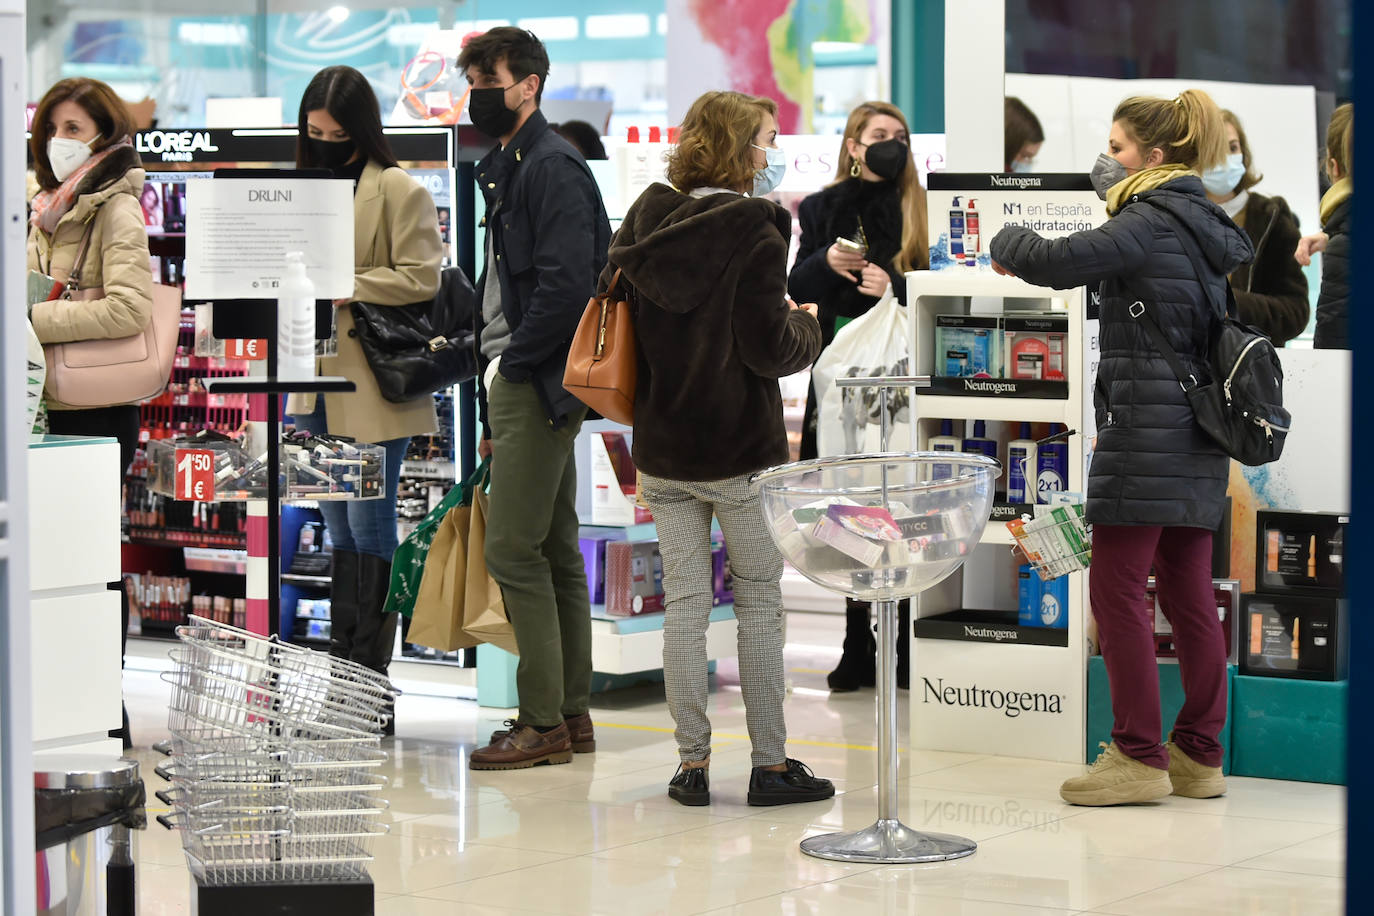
left=175, top=449, right=216, bottom=501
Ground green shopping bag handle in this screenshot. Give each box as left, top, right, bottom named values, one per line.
left=459, top=456, right=492, bottom=504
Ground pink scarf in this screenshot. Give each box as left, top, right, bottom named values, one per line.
left=30, top=136, right=134, bottom=236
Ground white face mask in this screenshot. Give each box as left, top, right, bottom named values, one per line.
left=752, top=144, right=787, bottom=196
left=48, top=136, right=95, bottom=183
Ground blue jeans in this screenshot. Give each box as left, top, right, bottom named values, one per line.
left=293, top=400, right=408, bottom=559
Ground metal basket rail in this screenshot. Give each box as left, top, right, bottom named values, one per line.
left=163, top=666, right=390, bottom=743
left=1006, top=503, right=1092, bottom=580
left=168, top=822, right=387, bottom=885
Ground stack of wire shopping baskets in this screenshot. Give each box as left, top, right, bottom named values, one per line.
left=155, top=616, right=394, bottom=908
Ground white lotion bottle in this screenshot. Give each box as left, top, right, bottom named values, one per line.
left=278, top=251, right=316, bottom=381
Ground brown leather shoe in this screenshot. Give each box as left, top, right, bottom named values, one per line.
left=471, top=721, right=572, bottom=770
left=490, top=713, right=595, bottom=754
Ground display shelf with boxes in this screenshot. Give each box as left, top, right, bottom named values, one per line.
left=905, top=268, right=1093, bottom=764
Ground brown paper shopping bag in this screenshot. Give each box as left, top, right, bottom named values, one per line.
left=406, top=503, right=479, bottom=652
left=461, top=487, right=520, bottom=654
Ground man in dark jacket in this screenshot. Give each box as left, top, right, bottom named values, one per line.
left=460, top=27, right=612, bottom=769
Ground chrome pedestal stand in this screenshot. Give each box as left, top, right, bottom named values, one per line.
left=799, top=377, right=977, bottom=865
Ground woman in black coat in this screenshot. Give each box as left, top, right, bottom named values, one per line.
left=1201, top=110, right=1309, bottom=345
left=787, top=101, right=928, bottom=693
left=991, top=89, right=1253, bottom=808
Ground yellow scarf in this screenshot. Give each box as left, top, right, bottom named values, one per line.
left=1320, top=177, right=1352, bottom=226
left=1105, top=163, right=1198, bottom=216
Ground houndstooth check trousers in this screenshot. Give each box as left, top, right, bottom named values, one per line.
left=639, top=472, right=788, bottom=768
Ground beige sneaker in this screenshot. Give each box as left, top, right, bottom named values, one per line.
left=1060, top=742, right=1172, bottom=806
left=1166, top=738, right=1227, bottom=798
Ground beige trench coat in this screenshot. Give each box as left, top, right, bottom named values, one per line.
left=291, top=160, right=444, bottom=443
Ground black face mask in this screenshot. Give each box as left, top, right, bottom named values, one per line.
left=309, top=137, right=357, bottom=171
left=469, top=87, right=520, bottom=139
left=863, top=139, right=910, bottom=181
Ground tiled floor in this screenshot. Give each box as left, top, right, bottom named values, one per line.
left=127, top=612, right=1346, bottom=915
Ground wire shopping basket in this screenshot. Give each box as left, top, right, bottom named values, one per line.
left=1006, top=502, right=1092, bottom=580
left=158, top=616, right=395, bottom=886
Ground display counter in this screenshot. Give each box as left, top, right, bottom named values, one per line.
left=28, top=435, right=123, bottom=755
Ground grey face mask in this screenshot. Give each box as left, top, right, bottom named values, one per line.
left=1090, top=153, right=1129, bottom=200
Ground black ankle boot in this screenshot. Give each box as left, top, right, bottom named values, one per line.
left=828, top=600, right=876, bottom=692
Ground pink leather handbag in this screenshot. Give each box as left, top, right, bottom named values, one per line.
left=42, top=222, right=181, bottom=408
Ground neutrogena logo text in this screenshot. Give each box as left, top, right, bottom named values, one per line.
left=963, top=625, right=1017, bottom=642
left=922, top=676, right=1065, bottom=717
left=964, top=379, right=1018, bottom=394
left=990, top=174, right=1043, bottom=188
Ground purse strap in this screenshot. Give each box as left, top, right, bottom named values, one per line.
left=1128, top=300, right=1201, bottom=392
left=61, top=219, right=99, bottom=299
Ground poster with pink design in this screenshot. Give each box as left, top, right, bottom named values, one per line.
left=667, top=0, right=889, bottom=132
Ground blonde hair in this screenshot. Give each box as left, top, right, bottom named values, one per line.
left=831, top=101, right=929, bottom=273
left=665, top=91, right=777, bottom=193
left=1113, top=88, right=1228, bottom=171
left=1327, top=103, right=1353, bottom=179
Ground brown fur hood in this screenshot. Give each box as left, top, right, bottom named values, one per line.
left=608, top=183, right=791, bottom=313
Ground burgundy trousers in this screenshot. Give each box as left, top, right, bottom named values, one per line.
left=1089, top=524, right=1227, bottom=769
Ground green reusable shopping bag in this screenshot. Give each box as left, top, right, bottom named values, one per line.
left=385, top=457, right=490, bottom=616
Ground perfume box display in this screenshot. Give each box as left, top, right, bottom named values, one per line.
left=1240, top=592, right=1348, bottom=681
left=1254, top=511, right=1346, bottom=597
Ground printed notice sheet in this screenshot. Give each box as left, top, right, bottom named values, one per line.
left=184, top=178, right=354, bottom=299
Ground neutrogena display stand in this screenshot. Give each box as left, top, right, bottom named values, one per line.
left=753, top=378, right=999, bottom=864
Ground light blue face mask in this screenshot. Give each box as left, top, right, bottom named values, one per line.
left=1201, top=152, right=1247, bottom=195
left=752, top=144, right=786, bottom=196
left=1010, top=158, right=1035, bottom=174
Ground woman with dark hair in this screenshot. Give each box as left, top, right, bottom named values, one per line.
left=602, top=90, right=832, bottom=807
left=27, top=76, right=153, bottom=749
left=551, top=120, right=608, bottom=160
left=1005, top=96, right=1045, bottom=172
left=286, top=66, right=443, bottom=725
left=786, top=100, right=928, bottom=693
left=1201, top=110, right=1308, bottom=345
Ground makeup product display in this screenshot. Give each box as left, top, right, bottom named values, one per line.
left=146, top=432, right=385, bottom=502
left=1255, top=511, right=1346, bottom=597
left=1241, top=592, right=1348, bottom=681
left=934, top=315, right=1000, bottom=378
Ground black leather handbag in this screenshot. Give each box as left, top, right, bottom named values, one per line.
left=350, top=266, right=478, bottom=403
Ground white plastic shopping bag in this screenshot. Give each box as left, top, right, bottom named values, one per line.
left=810, top=289, right=912, bottom=456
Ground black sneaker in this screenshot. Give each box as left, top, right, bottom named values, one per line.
left=668, top=763, right=710, bottom=806
left=747, top=758, right=835, bottom=806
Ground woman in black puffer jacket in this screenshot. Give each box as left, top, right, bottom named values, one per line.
left=991, top=89, right=1253, bottom=809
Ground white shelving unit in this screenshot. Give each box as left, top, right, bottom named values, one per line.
left=905, top=270, right=1091, bottom=764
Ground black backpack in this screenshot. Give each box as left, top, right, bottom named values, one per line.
left=1128, top=207, right=1290, bottom=466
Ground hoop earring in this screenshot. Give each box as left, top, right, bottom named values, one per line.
left=850, top=159, right=862, bottom=178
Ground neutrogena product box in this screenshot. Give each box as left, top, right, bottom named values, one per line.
left=934, top=314, right=1000, bottom=378
left=1003, top=313, right=1068, bottom=381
